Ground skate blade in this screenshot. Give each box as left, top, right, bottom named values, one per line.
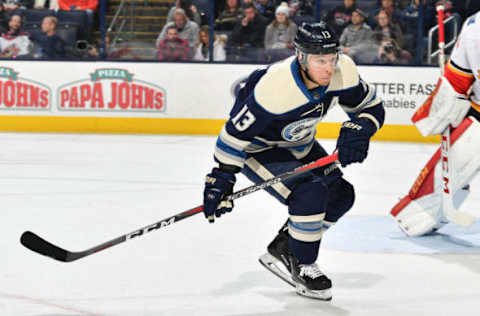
left=296, top=283, right=332, bottom=301
left=259, top=253, right=296, bottom=287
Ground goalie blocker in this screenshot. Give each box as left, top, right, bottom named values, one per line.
left=391, top=117, right=480, bottom=236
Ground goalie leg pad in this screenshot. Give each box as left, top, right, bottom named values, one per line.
left=391, top=117, right=480, bottom=236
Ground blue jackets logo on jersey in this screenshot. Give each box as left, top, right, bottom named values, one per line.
left=281, top=117, right=320, bottom=142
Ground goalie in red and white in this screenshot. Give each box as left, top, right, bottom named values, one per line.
left=391, top=11, right=480, bottom=236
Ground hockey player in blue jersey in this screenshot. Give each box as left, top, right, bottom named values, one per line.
left=203, top=22, right=385, bottom=300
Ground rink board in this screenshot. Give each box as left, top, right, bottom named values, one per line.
left=0, top=61, right=440, bottom=142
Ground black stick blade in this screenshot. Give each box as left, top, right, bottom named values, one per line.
left=20, top=231, right=69, bottom=262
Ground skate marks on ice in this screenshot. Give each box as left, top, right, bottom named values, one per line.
left=322, top=216, right=480, bottom=254
left=209, top=270, right=350, bottom=316
left=0, top=291, right=104, bottom=316
left=208, top=267, right=384, bottom=316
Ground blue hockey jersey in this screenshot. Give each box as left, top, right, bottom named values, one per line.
left=214, top=54, right=385, bottom=168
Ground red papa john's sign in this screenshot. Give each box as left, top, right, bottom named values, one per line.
left=57, top=68, right=166, bottom=112
left=0, top=67, right=51, bottom=110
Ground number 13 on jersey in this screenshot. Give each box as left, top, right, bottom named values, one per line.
left=232, top=105, right=256, bottom=131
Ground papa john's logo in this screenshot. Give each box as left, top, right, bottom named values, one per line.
left=0, top=67, right=51, bottom=110
left=57, top=68, right=166, bottom=112
left=281, top=117, right=320, bottom=142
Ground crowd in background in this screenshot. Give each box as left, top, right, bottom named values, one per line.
left=0, top=0, right=97, bottom=58
left=0, top=0, right=479, bottom=64
left=156, top=0, right=480, bottom=64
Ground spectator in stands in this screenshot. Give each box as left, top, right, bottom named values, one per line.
left=193, top=25, right=226, bottom=61
left=33, top=0, right=51, bottom=9
left=373, top=8, right=404, bottom=48
left=31, top=0, right=59, bottom=10
left=33, top=0, right=45, bottom=8
left=340, top=8, right=372, bottom=58
left=400, top=0, right=435, bottom=52
left=157, top=8, right=199, bottom=48
left=264, top=1, right=296, bottom=61
left=2, top=0, right=18, bottom=11
left=0, top=14, right=32, bottom=58
left=215, top=0, right=244, bottom=31
left=49, top=0, right=59, bottom=10
left=325, top=0, right=357, bottom=37
left=3, top=0, right=32, bottom=12
left=287, top=0, right=314, bottom=17
left=167, top=0, right=201, bottom=26
left=157, top=25, right=190, bottom=61
left=58, top=0, right=97, bottom=12
left=33, top=0, right=59, bottom=9
left=255, top=0, right=277, bottom=21
left=373, top=37, right=412, bottom=64
left=0, top=2, right=9, bottom=32
left=400, top=0, right=435, bottom=35
left=229, top=3, right=269, bottom=62
left=230, top=3, right=268, bottom=48
left=369, top=0, right=402, bottom=27
left=58, top=0, right=98, bottom=40
left=31, top=16, right=66, bottom=58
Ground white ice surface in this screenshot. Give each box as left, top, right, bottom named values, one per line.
left=1, top=133, right=480, bottom=316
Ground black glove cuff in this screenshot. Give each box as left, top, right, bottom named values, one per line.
left=359, top=117, right=377, bottom=132
left=218, top=163, right=241, bottom=174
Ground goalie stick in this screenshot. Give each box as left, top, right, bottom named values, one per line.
left=437, top=5, right=475, bottom=227
left=20, top=152, right=339, bottom=263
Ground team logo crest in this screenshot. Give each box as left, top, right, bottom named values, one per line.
left=281, top=117, right=320, bottom=142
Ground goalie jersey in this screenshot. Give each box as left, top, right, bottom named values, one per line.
left=214, top=54, right=385, bottom=168
left=444, top=11, right=480, bottom=109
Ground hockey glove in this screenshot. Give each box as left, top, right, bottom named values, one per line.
left=336, top=118, right=377, bottom=167
left=203, top=168, right=236, bottom=223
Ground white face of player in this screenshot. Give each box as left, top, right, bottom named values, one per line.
left=305, top=53, right=337, bottom=86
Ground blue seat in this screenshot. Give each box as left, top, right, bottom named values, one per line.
left=24, top=23, right=42, bottom=39
left=57, top=10, right=87, bottom=28
left=57, top=10, right=88, bottom=40
left=25, top=9, right=56, bottom=24
left=10, top=8, right=25, bottom=17
left=56, top=23, right=78, bottom=46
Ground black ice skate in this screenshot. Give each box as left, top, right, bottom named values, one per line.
left=290, top=256, right=332, bottom=300
left=258, top=222, right=296, bottom=287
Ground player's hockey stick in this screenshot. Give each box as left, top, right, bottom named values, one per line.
left=437, top=5, right=474, bottom=227
left=20, top=152, right=339, bottom=262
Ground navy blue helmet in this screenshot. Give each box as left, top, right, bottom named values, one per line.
left=294, top=22, right=340, bottom=55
